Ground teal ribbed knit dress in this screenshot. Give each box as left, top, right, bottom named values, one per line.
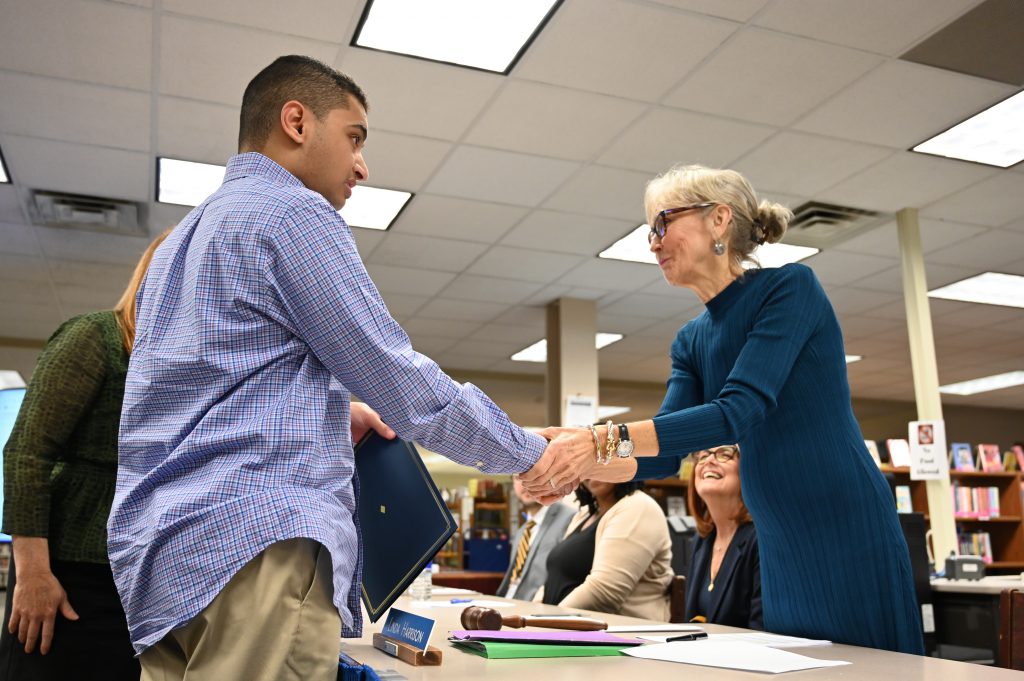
left=636, top=263, right=924, bottom=654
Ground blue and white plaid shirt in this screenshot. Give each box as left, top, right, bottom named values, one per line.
left=110, top=152, right=545, bottom=653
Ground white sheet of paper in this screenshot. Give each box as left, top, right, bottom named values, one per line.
left=623, top=641, right=850, bottom=674
left=637, top=632, right=831, bottom=648
left=413, top=599, right=513, bottom=609
left=429, top=587, right=478, bottom=596
left=607, top=624, right=704, bottom=634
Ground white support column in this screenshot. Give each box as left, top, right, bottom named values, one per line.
left=545, top=298, right=599, bottom=427
left=896, top=207, right=957, bottom=562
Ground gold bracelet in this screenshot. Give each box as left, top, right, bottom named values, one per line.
left=604, top=420, right=618, bottom=466
left=589, top=425, right=604, bottom=464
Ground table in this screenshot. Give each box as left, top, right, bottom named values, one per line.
left=342, top=593, right=1022, bottom=679
left=931, top=575, right=1024, bottom=664
left=431, top=570, right=504, bottom=595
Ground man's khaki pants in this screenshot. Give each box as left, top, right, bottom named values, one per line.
left=140, top=538, right=340, bottom=681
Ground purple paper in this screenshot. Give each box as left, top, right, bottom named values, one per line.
left=449, top=630, right=642, bottom=646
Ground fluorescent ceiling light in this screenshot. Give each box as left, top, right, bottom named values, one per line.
left=353, top=0, right=561, bottom=73
left=597, top=405, right=631, bottom=420
left=511, top=333, right=624, bottom=362
left=845, top=355, right=862, bottom=364
left=0, top=147, right=10, bottom=183
left=0, top=370, right=26, bottom=389
left=339, top=185, right=412, bottom=231
left=939, top=371, right=1024, bottom=396
left=912, top=90, right=1024, bottom=168
left=157, top=157, right=225, bottom=206
left=928, top=272, right=1024, bottom=309
left=599, top=225, right=819, bottom=267
left=157, top=157, right=410, bottom=230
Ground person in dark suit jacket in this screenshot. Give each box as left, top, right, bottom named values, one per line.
left=685, top=444, right=762, bottom=629
left=496, top=477, right=574, bottom=601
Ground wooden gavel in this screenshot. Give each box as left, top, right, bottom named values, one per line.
left=460, top=606, right=607, bottom=631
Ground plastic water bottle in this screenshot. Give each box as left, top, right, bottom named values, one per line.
left=408, top=565, right=432, bottom=601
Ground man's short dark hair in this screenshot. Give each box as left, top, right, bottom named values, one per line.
left=238, top=55, right=368, bottom=151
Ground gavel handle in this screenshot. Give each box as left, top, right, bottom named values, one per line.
left=502, top=616, right=607, bottom=631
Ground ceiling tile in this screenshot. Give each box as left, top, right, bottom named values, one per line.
left=469, top=323, right=545, bottom=346
left=157, top=98, right=237, bottom=164
left=803, top=251, right=898, bottom=286
left=465, top=247, right=585, bottom=284
left=921, top=173, right=1024, bottom=227
left=0, top=278, right=55, bottom=305
left=0, top=189, right=26, bottom=224
left=0, top=0, right=151, bottom=89
left=0, top=302, right=65, bottom=339
left=927, top=228, right=1024, bottom=269
left=159, top=15, right=339, bottom=105
left=0, top=223, right=39, bottom=257
left=363, top=263, right=454, bottom=296
left=595, top=313, right=660, bottom=335
left=556, top=259, right=664, bottom=291
left=162, top=0, right=359, bottom=43
left=350, top=227, right=387, bottom=259
left=665, top=29, right=881, bottom=127
left=367, top=233, right=487, bottom=273
left=514, top=0, right=737, bottom=101
left=0, top=73, right=151, bottom=152
left=2, top=136, right=151, bottom=202
left=599, top=292, right=696, bottom=320
left=818, top=152, right=997, bottom=213
left=754, top=0, right=986, bottom=56
left=644, top=0, right=771, bottom=22
left=832, top=218, right=988, bottom=257
left=425, top=146, right=579, bottom=207
left=415, top=297, right=507, bottom=322
left=500, top=211, right=634, bottom=256
left=598, top=108, right=775, bottom=173
left=733, top=132, right=892, bottom=196
left=492, top=306, right=547, bottom=327
left=439, top=274, right=542, bottom=305
left=361, top=131, right=450, bottom=192
left=819, top=287, right=901, bottom=317
left=445, top=338, right=525, bottom=359
left=521, top=284, right=572, bottom=306
left=48, top=260, right=134, bottom=288
left=794, top=61, right=1014, bottom=149
left=34, top=229, right=153, bottom=265
left=852, top=262, right=977, bottom=293
left=432, top=353, right=499, bottom=372
left=406, top=336, right=457, bottom=357
left=402, top=317, right=482, bottom=340
left=465, top=81, right=646, bottom=162
left=391, top=195, right=527, bottom=243
left=337, top=49, right=503, bottom=141
left=543, top=166, right=652, bottom=221
left=377, top=292, right=428, bottom=320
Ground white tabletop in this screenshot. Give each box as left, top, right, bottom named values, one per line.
left=932, top=575, right=1024, bottom=595
left=342, top=593, right=1022, bottom=679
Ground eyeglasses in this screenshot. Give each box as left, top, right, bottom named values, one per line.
left=648, top=202, right=715, bottom=243
left=693, top=445, right=739, bottom=465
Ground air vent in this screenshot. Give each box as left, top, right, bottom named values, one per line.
left=785, top=201, right=889, bottom=250
left=29, top=190, right=143, bottom=236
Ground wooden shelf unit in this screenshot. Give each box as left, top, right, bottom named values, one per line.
left=887, top=467, right=1024, bottom=572
left=433, top=486, right=512, bottom=570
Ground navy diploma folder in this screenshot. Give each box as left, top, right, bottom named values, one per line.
left=355, top=432, right=457, bottom=621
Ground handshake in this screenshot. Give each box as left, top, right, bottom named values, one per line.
left=515, top=425, right=640, bottom=505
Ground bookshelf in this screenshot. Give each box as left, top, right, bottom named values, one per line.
left=887, top=467, right=1024, bottom=572
left=643, top=477, right=689, bottom=517
left=433, top=481, right=512, bottom=570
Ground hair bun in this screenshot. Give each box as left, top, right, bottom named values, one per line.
left=755, top=201, right=792, bottom=245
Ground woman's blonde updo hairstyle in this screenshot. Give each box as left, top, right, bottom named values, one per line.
left=644, top=164, right=792, bottom=271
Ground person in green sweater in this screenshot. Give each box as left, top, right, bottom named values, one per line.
left=0, top=230, right=168, bottom=681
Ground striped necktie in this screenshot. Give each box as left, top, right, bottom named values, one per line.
left=509, top=519, right=537, bottom=583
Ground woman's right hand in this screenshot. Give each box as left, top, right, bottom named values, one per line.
left=8, top=538, right=79, bottom=655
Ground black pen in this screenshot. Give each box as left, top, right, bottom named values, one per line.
left=666, top=632, right=709, bottom=642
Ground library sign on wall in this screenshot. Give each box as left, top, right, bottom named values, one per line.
left=908, top=419, right=950, bottom=481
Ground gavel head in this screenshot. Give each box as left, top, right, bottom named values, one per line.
left=460, top=606, right=504, bottom=630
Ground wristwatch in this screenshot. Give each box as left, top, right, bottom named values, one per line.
left=616, top=424, right=634, bottom=458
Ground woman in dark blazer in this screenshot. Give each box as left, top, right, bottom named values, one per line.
left=685, top=444, right=762, bottom=629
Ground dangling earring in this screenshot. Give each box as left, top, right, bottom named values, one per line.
left=713, top=239, right=725, bottom=256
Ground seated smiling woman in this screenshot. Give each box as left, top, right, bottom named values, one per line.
left=686, top=444, right=761, bottom=629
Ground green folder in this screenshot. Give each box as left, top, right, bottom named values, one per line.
left=452, top=641, right=630, bottom=659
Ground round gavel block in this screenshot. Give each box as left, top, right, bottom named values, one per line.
left=460, top=605, right=503, bottom=630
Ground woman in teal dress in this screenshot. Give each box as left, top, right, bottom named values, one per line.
left=523, top=165, right=923, bottom=654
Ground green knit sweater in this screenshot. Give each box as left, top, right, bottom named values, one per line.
left=2, top=311, right=128, bottom=563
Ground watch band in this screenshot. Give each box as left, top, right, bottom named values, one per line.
left=618, top=423, right=630, bottom=443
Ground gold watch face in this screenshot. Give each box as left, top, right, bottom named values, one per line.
left=616, top=440, right=635, bottom=457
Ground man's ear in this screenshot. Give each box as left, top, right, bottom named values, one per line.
left=280, top=100, right=309, bottom=145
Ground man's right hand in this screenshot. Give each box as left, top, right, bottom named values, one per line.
left=9, top=537, right=79, bottom=655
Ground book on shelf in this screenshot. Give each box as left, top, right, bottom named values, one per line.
left=950, top=484, right=1001, bottom=518
left=957, top=530, right=994, bottom=564
left=864, top=440, right=882, bottom=467
left=886, top=439, right=911, bottom=468
left=1004, top=451, right=1019, bottom=472
left=951, top=442, right=975, bottom=472
left=1013, top=444, right=1024, bottom=471
left=977, top=443, right=1003, bottom=473
left=894, top=485, right=913, bottom=514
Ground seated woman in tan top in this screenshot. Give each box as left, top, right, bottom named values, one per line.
left=537, top=480, right=672, bottom=621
